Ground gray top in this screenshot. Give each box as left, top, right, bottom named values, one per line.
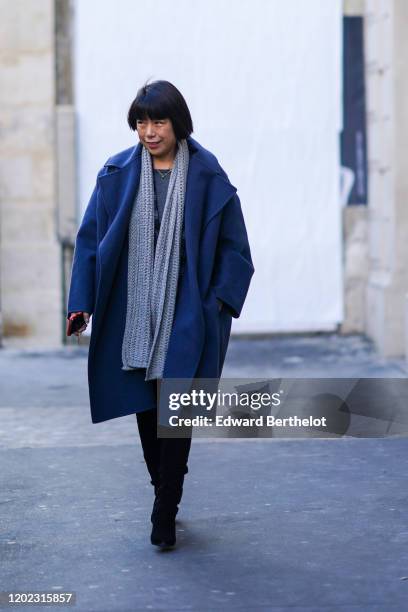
left=153, top=169, right=171, bottom=249
left=153, top=168, right=186, bottom=273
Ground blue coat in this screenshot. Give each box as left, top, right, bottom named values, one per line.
left=67, top=136, right=255, bottom=423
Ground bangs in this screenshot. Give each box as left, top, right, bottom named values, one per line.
left=133, top=96, right=172, bottom=121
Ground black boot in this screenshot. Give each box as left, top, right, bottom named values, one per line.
left=148, top=418, right=192, bottom=549
left=150, top=476, right=185, bottom=549
left=150, top=508, right=177, bottom=548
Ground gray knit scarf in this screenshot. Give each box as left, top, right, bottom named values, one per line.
left=121, top=138, right=190, bottom=381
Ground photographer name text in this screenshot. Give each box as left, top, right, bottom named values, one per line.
left=167, top=415, right=327, bottom=427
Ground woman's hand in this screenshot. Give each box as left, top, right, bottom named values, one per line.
left=73, top=312, right=90, bottom=336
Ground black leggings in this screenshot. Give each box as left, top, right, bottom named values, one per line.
left=136, top=381, right=192, bottom=488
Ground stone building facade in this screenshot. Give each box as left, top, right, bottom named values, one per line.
left=342, top=0, right=408, bottom=361
left=0, top=0, right=76, bottom=347
left=0, top=0, right=407, bottom=362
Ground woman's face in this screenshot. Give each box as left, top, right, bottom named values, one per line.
left=136, top=117, right=177, bottom=160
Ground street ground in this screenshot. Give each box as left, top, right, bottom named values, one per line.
left=0, top=332, right=407, bottom=611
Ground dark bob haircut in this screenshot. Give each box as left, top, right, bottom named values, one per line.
left=127, top=80, right=193, bottom=140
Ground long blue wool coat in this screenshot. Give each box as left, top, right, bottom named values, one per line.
left=67, top=135, right=255, bottom=423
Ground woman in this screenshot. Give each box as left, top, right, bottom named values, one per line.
left=67, top=80, right=254, bottom=549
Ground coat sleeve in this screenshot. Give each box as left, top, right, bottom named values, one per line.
left=67, top=178, right=104, bottom=317
left=210, top=193, right=255, bottom=318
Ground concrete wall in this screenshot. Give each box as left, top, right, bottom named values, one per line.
left=364, top=0, right=408, bottom=357
left=344, top=0, right=365, bottom=14
left=0, top=0, right=63, bottom=346
left=341, top=0, right=408, bottom=362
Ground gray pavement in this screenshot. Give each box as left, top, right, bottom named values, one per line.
left=1, top=333, right=408, bottom=611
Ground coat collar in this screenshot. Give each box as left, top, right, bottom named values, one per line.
left=98, top=135, right=237, bottom=227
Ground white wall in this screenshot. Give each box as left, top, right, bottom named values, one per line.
left=73, top=0, right=343, bottom=333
